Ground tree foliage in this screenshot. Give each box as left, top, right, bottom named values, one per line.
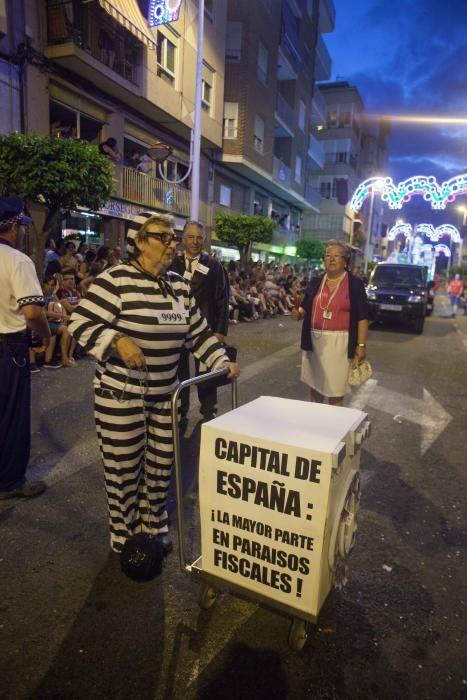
left=295, top=238, right=324, bottom=261
left=215, top=213, right=276, bottom=267
left=0, top=133, right=114, bottom=270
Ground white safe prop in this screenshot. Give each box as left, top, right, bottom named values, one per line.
left=199, top=396, right=370, bottom=619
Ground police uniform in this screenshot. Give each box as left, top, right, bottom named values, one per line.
left=0, top=198, right=46, bottom=496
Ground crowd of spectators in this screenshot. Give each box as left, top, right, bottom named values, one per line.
left=32, top=237, right=321, bottom=369
left=30, top=238, right=124, bottom=372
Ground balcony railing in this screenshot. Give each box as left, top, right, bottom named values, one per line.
left=46, top=2, right=142, bottom=85
left=122, top=167, right=191, bottom=217
left=308, top=133, right=325, bottom=169
left=315, top=35, right=332, bottom=81
left=272, top=156, right=291, bottom=188
left=311, top=86, right=326, bottom=126
left=305, top=184, right=321, bottom=210
left=276, top=93, right=295, bottom=129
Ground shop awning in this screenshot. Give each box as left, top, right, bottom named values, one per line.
left=97, top=0, right=156, bottom=48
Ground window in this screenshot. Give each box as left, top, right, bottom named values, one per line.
left=223, top=102, right=238, bottom=139
left=50, top=100, right=102, bottom=143
left=157, top=32, right=176, bottom=84
left=219, top=184, right=232, bottom=208
left=319, top=179, right=339, bottom=199
left=226, top=21, right=242, bottom=62
left=204, top=0, right=213, bottom=22
left=257, top=43, right=268, bottom=84
left=254, top=115, right=264, bottom=154
left=326, top=111, right=337, bottom=128
left=295, top=155, right=302, bottom=183
left=298, top=100, right=306, bottom=131
left=202, top=79, right=212, bottom=113
left=339, top=110, right=352, bottom=127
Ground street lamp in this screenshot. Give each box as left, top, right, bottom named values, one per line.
left=147, top=0, right=205, bottom=221
left=456, top=205, right=466, bottom=267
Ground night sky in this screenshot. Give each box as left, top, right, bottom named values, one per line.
left=325, top=0, right=467, bottom=191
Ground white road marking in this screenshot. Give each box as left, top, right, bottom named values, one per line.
left=349, top=378, right=452, bottom=456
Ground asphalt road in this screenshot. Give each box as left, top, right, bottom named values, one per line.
left=1, top=294, right=466, bottom=700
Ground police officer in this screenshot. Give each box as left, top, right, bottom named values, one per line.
left=0, top=196, right=51, bottom=499
left=171, top=221, right=229, bottom=429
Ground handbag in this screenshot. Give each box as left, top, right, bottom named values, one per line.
left=348, top=359, right=372, bottom=386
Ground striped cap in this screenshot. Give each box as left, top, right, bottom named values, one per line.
left=126, top=212, right=154, bottom=256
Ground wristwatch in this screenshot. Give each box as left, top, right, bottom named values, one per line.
left=358, top=343, right=366, bottom=347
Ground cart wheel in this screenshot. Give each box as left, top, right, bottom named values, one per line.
left=198, top=582, right=217, bottom=610
left=288, top=618, right=308, bottom=651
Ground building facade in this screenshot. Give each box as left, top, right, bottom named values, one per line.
left=304, top=80, right=390, bottom=266
left=0, top=0, right=336, bottom=261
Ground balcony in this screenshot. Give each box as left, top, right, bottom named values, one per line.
left=314, top=35, right=332, bottom=81
left=311, top=86, right=326, bottom=127
left=272, top=156, right=292, bottom=188
left=277, top=14, right=301, bottom=80
left=305, top=184, right=321, bottom=210
left=319, top=0, right=336, bottom=33
left=45, top=2, right=144, bottom=87
left=275, top=93, right=295, bottom=135
left=308, top=132, right=325, bottom=169
left=121, top=167, right=191, bottom=217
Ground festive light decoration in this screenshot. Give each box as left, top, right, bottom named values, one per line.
left=148, top=0, right=183, bottom=27
left=434, top=244, right=451, bottom=257
left=351, top=174, right=467, bottom=211
left=388, top=223, right=461, bottom=243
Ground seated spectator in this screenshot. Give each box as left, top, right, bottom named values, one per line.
left=57, top=271, right=81, bottom=314
left=77, top=249, right=97, bottom=281
left=95, top=245, right=111, bottom=271
left=42, top=274, right=75, bottom=367
left=60, top=241, right=79, bottom=274
left=99, top=137, right=121, bottom=163
left=44, top=238, right=60, bottom=271
left=75, top=241, right=89, bottom=263
left=79, top=262, right=101, bottom=296
left=126, top=150, right=141, bottom=169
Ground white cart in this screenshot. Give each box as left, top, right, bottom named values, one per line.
left=171, top=377, right=370, bottom=651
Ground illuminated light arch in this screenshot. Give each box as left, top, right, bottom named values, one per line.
left=351, top=173, right=467, bottom=211
left=434, top=243, right=451, bottom=257
left=387, top=223, right=413, bottom=241
left=387, top=223, right=461, bottom=246
left=148, top=0, right=183, bottom=26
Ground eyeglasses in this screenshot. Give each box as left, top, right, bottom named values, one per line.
left=324, top=255, right=345, bottom=260
left=146, top=232, right=177, bottom=245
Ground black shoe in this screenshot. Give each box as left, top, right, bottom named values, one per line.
left=0, top=480, right=46, bottom=500
left=43, top=359, right=63, bottom=369
left=30, top=364, right=40, bottom=374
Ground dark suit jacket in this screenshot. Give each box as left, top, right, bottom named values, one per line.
left=171, top=252, right=229, bottom=336
left=300, top=273, right=368, bottom=358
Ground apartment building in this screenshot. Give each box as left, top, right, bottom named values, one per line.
left=0, top=0, right=227, bottom=245
left=211, top=0, right=335, bottom=261
left=304, top=80, right=390, bottom=262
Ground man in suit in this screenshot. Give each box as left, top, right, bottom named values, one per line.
left=171, top=221, right=229, bottom=429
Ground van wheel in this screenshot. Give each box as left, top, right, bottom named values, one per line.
left=414, top=317, right=425, bottom=334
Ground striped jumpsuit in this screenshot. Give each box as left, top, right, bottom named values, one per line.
left=68, top=264, right=228, bottom=552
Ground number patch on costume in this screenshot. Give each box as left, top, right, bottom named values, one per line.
left=156, top=310, right=188, bottom=324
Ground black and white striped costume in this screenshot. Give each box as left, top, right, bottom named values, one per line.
left=68, top=263, right=228, bottom=552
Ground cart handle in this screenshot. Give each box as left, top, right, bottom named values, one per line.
left=171, top=369, right=238, bottom=573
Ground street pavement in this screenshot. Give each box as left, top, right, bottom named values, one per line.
left=1, top=294, right=466, bottom=700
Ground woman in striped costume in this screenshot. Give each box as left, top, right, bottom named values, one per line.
left=68, top=213, right=239, bottom=554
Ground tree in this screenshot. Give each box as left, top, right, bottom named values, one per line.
left=0, top=133, right=114, bottom=272
left=215, top=212, right=276, bottom=268
left=295, top=239, right=324, bottom=263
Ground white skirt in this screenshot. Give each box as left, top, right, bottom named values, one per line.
left=301, top=330, right=351, bottom=398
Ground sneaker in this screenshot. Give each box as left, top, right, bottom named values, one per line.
left=30, top=364, right=40, bottom=374
left=43, top=359, right=62, bottom=369
left=0, top=480, right=46, bottom=500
